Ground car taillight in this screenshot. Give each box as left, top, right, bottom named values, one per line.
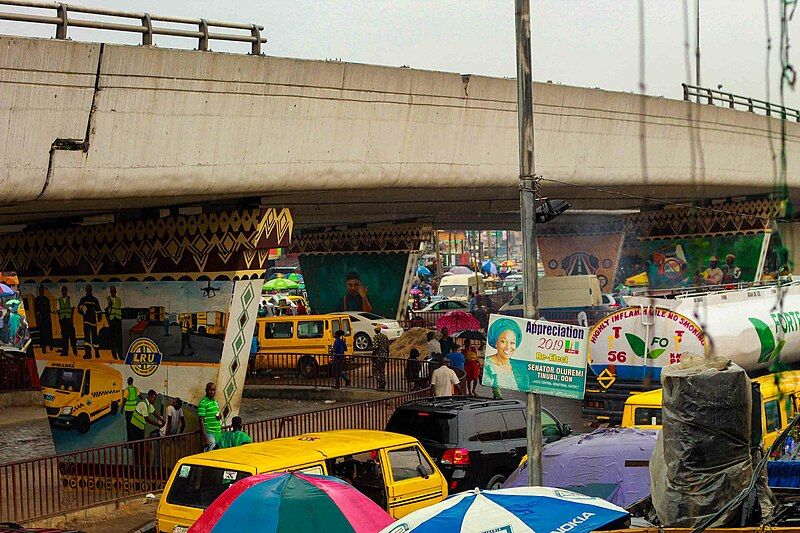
left=441, top=448, right=470, bottom=465
left=449, top=480, right=459, bottom=490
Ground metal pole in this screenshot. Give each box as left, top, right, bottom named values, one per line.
left=434, top=230, right=442, bottom=282
left=695, top=0, right=700, bottom=102
left=515, top=0, right=542, bottom=487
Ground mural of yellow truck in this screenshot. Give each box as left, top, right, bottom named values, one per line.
left=40, top=360, right=124, bottom=434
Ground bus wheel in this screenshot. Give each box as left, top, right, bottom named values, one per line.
left=76, top=413, right=91, bottom=434
left=298, top=357, right=318, bottom=379
left=110, top=401, right=119, bottom=415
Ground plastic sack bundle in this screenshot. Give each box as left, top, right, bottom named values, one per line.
left=650, top=354, right=753, bottom=527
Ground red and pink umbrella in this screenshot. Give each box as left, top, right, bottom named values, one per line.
left=190, top=472, right=393, bottom=533
left=436, top=310, right=481, bottom=333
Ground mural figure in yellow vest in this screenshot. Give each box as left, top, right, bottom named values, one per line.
left=179, top=313, right=194, bottom=357
left=106, top=286, right=124, bottom=360
left=124, top=376, right=139, bottom=441
left=57, top=286, right=77, bottom=356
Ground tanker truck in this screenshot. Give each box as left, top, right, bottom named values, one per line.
left=583, top=280, right=800, bottom=424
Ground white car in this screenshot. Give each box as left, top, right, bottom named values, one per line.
left=341, top=312, right=404, bottom=351
left=418, top=300, right=470, bottom=314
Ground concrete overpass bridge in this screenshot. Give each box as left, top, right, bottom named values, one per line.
left=1, top=33, right=799, bottom=230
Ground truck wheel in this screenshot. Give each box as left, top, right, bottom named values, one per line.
left=76, top=413, right=91, bottom=434
left=354, top=333, right=372, bottom=351
left=486, top=474, right=506, bottom=490
left=110, top=401, right=119, bottom=415
left=298, top=357, right=318, bottom=379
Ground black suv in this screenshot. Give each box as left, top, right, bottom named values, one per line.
left=386, top=397, right=572, bottom=492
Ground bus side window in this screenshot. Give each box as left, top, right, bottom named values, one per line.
left=82, top=370, right=91, bottom=396
left=764, top=399, right=782, bottom=433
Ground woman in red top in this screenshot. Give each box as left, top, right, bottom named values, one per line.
left=464, top=348, right=481, bottom=397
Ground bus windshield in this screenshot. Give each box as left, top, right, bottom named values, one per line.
left=439, top=286, right=468, bottom=299
left=40, top=367, right=84, bottom=391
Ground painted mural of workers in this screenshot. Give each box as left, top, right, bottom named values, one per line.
left=34, top=285, right=54, bottom=353
left=178, top=313, right=194, bottom=356
left=703, top=256, right=724, bottom=286
left=78, top=284, right=101, bottom=359
left=723, top=253, right=741, bottom=283
left=106, top=286, right=124, bottom=360
left=341, top=271, right=373, bottom=313
left=57, top=286, right=77, bottom=356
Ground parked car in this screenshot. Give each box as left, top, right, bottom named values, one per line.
left=342, top=311, right=403, bottom=351
left=0, top=524, right=84, bottom=533
left=418, top=300, right=469, bottom=314
left=385, top=397, right=572, bottom=492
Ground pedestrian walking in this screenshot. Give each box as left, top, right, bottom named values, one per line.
left=106, top=286, right=124, bottom=360
left=78, top=284, right=101, bottom=359
left=332, top=329, right=350, bottom=388
left=464, top=351, right=482, bottom=397
left=124, top=376, right=139, bottom=441
left=405, top=348, right=424, bottom=390
left=34, top=286, right=54, bottom=353
left=198, top=382, right=222, bottom=452
left=57, top=286, right=77, bottom=356
left=249, top=329, right=259, bottom=376
left=448, top=344, right=465, bottom=371
left=296, top=299, right=307, bottom=315
left=217, top=416, right=252, bottom=449
left=431, top=357, right=462, bottom=397
left=439, top=327, right=454, bottom=359
left=159, top=397, right=186, bottom=437
left=426, top=331, right=441, bottom=358
left=371, top=325, right=389, bottom=390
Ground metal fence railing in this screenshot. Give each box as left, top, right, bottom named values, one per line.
left=682, top=83, right=800, bottom=121
left=0, top=388, right=432, bottom=523
left=0, top=0, right=267, bottom=54
left=249, top=354, right=429, bottom=393
left=0, top=355, right=40, bottom=392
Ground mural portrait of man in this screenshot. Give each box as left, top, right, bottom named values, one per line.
left=341, top=271, right=373, bottom=313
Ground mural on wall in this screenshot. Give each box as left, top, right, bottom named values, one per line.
left=639, top=233, right=770, bottom=289
left=22, top=280, right=261, bottom=454
left=299, top=254, right=410, bottom=319
left=538, top=234, right=625, bottom=291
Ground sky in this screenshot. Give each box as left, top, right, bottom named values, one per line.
left=1, top=0, right=799, bottom=106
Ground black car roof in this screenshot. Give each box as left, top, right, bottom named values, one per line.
left=398, top=396, right=526, bottom=412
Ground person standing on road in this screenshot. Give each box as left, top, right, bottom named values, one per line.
left=405, top=348, right=423, bottom=390
left=426, top=331, right=441, bottom=358
left=106, top=286, right=124, bottom=360
left=439, top=328, right=453, bottom=360
left=448, top=344, right=465, bottom=371
left=332, top=329, right=351, bottom=388
left=198, top=382, right=222, bottom=451
left=464, top=351, right=481, bottom=397
left=130, top=389, right=164, bottom=442
left=57, top=286, right=76, bottom=356
left=34, top=286, right=54, bottom=354
left=78, top=284, right=101, bottom=359
left=217, top=416, right=252, bottom=449
left=431, top=358, right=462, bottom=397
left=159, top=397, right=185, bottom=437
left=371, top=325, right=389, bottom=390
left=124, top=377, right=139, bottom=441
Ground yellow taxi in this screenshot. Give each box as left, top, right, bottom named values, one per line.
left=622, top=371, right=800, bottom=447
left=253, top=314, right=354, bottom=377
left=156, top=429, right=447, bottom=533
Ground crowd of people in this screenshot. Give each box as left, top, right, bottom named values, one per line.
left=403, top=328, right=484, bottom=397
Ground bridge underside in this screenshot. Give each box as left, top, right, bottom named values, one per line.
left=0, top=36, right=798, bottom=231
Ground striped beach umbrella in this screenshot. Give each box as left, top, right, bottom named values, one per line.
left=380, top=486, right=629, bottom=533
left=190, top=472, right=393, bottom=533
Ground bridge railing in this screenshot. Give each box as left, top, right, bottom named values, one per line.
left=0, top=0, right=267, bottom=54
left=682, top=83, right=800, bottom=122
left=0, top=388, right=432, bottom=524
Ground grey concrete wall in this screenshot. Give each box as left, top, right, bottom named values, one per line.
left=1, top=35, right=798, bottom=211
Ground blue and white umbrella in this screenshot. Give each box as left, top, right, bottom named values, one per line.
left=380, top=486, right=629, bottom=533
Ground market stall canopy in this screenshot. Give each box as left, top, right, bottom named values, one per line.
left=437, top=311, right=481, bottom=333
left=449, top=266, right=474, bottom=275
left=417, top=266, right=431, bottom=277
left=263, top=278, right=299, bottom=292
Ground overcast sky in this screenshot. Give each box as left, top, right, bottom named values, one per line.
left=1, top=0, right=799, bottom=106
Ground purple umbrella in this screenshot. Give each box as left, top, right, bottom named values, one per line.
left=504, top=428, right=658, bottom=508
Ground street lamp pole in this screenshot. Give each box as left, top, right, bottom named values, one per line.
left=695, top=0, right=700, bottom=99
left=515, top=0, right=543, bottom=487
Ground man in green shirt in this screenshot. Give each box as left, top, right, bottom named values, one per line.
left=217, top=416, right=252, bottom=449
left=197, top=382, right=222, bottom=451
